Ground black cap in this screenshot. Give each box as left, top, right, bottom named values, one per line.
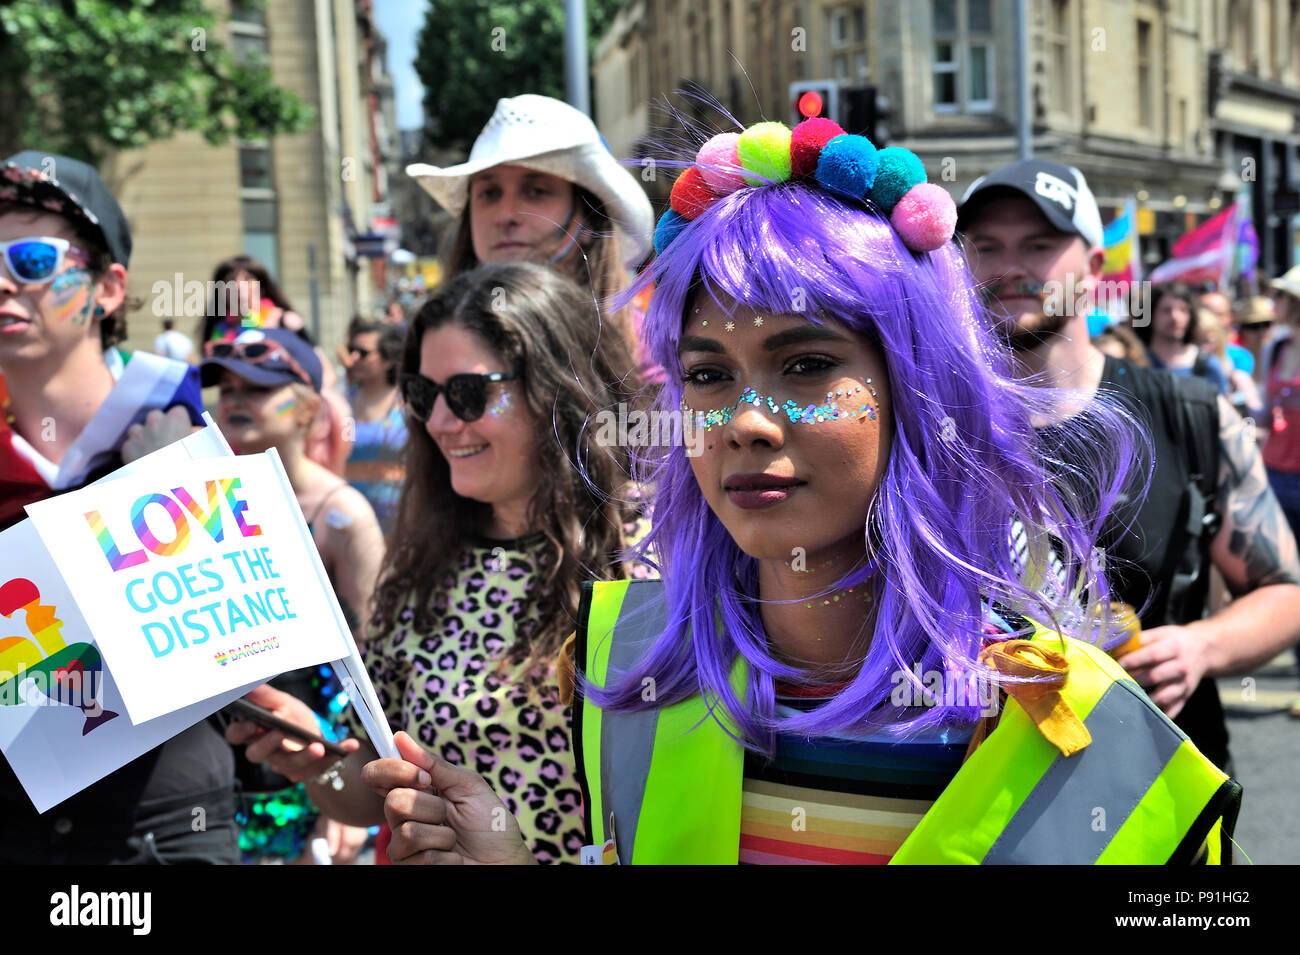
left=201, top=328, right=323, bottom=391
left=0, top=150, right=132, bottom=266
left=957, top=158, right=1105, bottom=250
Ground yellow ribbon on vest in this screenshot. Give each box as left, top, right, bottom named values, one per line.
left=978, top=640, right=1092, bottom=757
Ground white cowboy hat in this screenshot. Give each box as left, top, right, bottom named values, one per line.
left=407, top=94, right=654, bottom=266
left=1271, top=264, right=1300, bottom=301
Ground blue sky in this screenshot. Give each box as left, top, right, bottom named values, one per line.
left=374, top=0, right=426, bottom=131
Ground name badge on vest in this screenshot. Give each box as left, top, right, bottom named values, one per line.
left=580, top=813, right=619, bottom=865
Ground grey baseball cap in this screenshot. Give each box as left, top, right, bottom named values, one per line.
left=957, top=159, right=1105, bottom=250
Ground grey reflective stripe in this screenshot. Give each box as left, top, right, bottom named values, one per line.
left=598, top=580, right=669, bottom=864
left=985, top=679, right=1185, bottom=863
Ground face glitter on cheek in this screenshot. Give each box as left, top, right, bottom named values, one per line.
left=682, top=380, right=880, bottom=430
left=46, top=267, right=94, bottom=324
left=486, top=390, right=512, bottom=417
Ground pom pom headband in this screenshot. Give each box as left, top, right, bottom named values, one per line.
left=655, top=114, right=957, bottom=256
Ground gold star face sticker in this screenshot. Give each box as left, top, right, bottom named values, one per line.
left=753, top=316, right=764, bottom=327
left=724, top=321, right=736, bottom=332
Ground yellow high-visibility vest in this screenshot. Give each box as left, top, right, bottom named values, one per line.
left=573, top=580, right=1240, bottom=864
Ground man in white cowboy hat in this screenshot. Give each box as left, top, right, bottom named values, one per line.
left=407, top=94, right=654, bottom=271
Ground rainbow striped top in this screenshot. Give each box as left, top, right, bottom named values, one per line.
left=740, top=689, right=971, bottom=865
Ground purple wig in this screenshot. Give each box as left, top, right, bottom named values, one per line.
left=590, top=179, right=1149, bottom=752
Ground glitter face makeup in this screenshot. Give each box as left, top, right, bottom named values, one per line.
left=273, top=397, right=296, bottom=418
left=46, top=267, right=94, bottom=325
left=486, top=390, right=512, bottom=417
left=682, top=381, right=879, bottom=431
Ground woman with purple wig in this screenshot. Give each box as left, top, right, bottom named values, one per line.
left=363, top=116, right=1241, bottom=865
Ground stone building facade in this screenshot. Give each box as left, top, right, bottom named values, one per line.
left=594, top=0, right=1300, bottom=277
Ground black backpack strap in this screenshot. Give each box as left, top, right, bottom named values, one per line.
left=1192, top=351, right=1210, bottom=380
left=1166, top=380, right=1221, bottom=623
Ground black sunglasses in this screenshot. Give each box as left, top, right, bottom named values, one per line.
left=400, top=371, right=518, bottom=423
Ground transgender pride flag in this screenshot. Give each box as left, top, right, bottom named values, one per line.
left=1101, top=199, right=1142, bottom=288
left=1148, top=203, right=1244, bottom=286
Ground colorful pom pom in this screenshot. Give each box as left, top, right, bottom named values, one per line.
left=890, top=182, right=957, bottom=252
left=790, top=118, right=846, bottom=179
left=813, top=134, right=879, bottom=199
left=696, top=133, right=745, bottom=195
left=737, top=122, right=793, bottom=186
left=868, top=147, right=926, bottom=211
left=670, top=166, right=719, bottom=220
left=653, top=209, right=688, bottom=255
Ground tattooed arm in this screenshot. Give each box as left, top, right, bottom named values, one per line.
left=1210, top=395, right=1300, bottom=593
left=1119, top=397, right=1300, bottom=716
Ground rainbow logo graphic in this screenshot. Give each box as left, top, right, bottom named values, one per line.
left=0, top=578, right=118, bottom=734
left=214, top=651, right=229, bottom=667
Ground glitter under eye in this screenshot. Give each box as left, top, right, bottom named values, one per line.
left=682, top=382, right=879, bottom=430
left=487, top=390, right=512, bottom=417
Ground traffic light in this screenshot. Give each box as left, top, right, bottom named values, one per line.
left=789, top=81, right=838, bottom=125
left=844, top=86, right=890, bottom=145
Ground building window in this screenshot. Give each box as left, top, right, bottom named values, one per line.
left=1136, top=19, right=1152, bottom=130
left=229, top=2, right=266, bottom=27
left=241, top=198, right=278, bottom=277
left=1228, top=0, right=1251, bottom=72
left=832, top=5, right=865, bottom=48
left=934, top=40, right=958, bottom=108
left=238, top=145, right=274, bottom=191
left=832, top=9, right=849, bottom=47
left=933, top=0, right=993, bottom=113
left=1048, top=0, right=1071, bottom=115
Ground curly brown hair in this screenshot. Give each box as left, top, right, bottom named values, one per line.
left=371, top=262, right=641, bottom=674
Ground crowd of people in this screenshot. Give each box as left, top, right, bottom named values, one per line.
left=2, top=91, right=1299, bottom=865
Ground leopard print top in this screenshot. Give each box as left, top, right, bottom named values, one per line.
left=356, top=526, right=655, bottom=864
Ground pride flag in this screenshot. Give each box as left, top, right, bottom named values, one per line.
left=1101, top=199, right=1141, bottom=288
left=1148, top=202, right=1243, bottom=286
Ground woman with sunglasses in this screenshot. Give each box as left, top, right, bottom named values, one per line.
left=225, top=262, right=651, bottom=864
left=364, top=118, right=1239, bottom=865
left=0, top=151, right=237, bottom=864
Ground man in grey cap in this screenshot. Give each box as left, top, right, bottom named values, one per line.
left=959, top=158, right=1300, bottom=774
left=0, top=149, right=237, bottom=863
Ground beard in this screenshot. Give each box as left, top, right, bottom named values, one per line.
left=982, top=281, right=1072, bottom=352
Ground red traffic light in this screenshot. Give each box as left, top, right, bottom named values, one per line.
left=797, top=90, right=824, bottom=119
